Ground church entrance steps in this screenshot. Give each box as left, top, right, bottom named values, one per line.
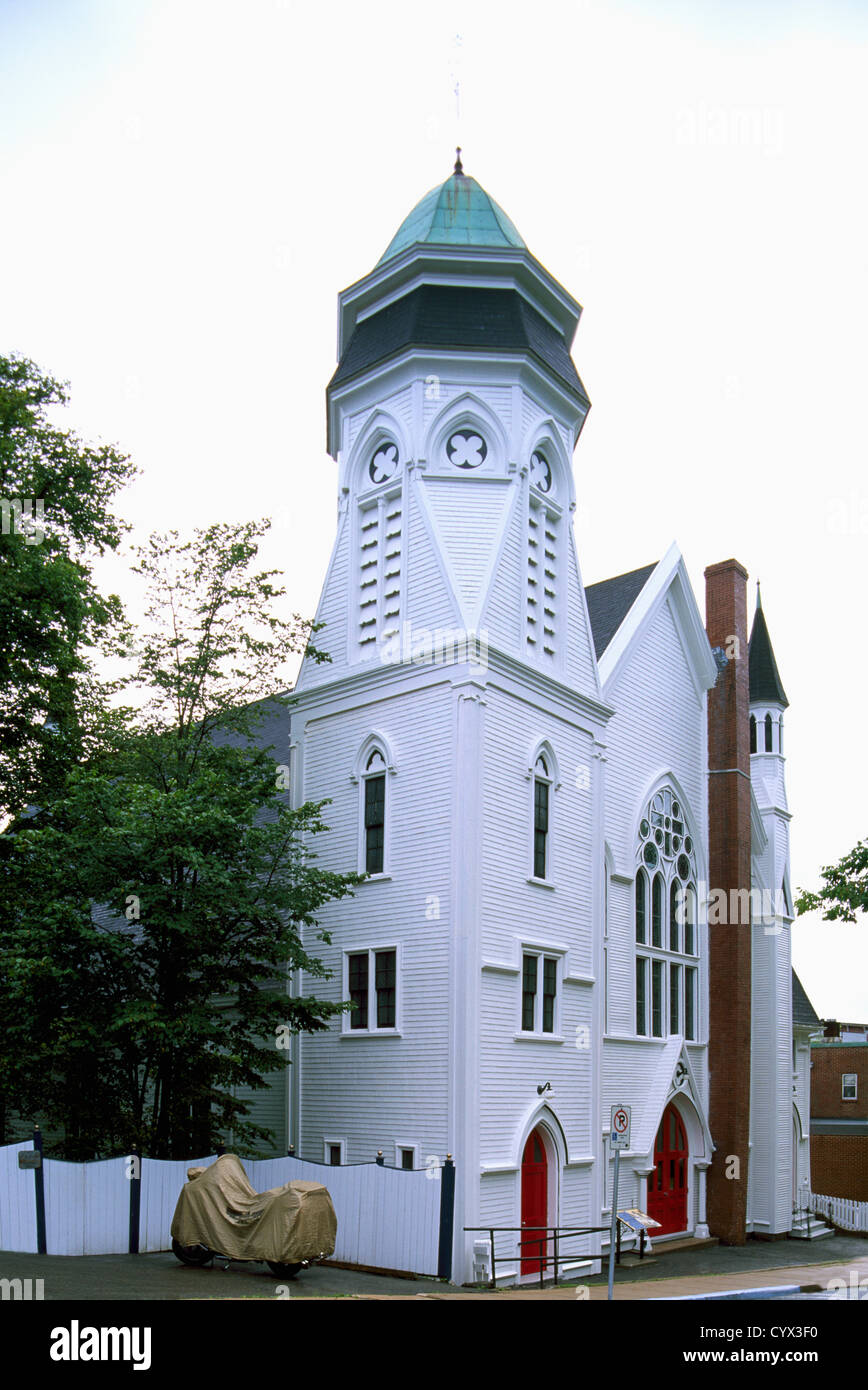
left=789, top=1214, right=835, bottom=1240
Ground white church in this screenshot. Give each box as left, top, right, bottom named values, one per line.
left=273, top=156, right=825, bottom=1282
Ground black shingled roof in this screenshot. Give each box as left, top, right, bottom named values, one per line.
left=749, top=602, right=789, bottom=707
left=328, top=285, right=589, bottom=405
left=792, top=969, right=821, bottom=1030
left=584, top=562, right=658, bottom=658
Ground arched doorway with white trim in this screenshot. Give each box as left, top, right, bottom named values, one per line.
left=643, top=1088, right=711, bottom=1241
left=647, top=1102, right=689, bottom=1235
left=516, top=1108, right=564, bottom=1281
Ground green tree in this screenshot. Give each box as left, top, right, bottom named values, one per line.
left=0, top=354, right=135, bottom=819
left=796, top=839, right=868, bottom=923
left=0, top=521, right=361, bottom=1158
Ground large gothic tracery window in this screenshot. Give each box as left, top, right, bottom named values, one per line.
left=635, top=788, right=698, bottom=1042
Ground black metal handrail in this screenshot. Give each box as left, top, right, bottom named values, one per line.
left=464, top=1224, right=609, bottom=1289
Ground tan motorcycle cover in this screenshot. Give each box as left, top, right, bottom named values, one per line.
left=171, top=1153, right=337, bottom=1263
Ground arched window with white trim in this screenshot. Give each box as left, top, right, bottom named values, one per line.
left=352, top=736, right=396, bottom=878
left=363, top=749, right=386, bottom=874
left=533, top=754, right=551, bottom=880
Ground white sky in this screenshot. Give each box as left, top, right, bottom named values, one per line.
left=1, top=0, right=866, bottom=1019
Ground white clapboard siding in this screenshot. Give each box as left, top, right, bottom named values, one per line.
left=139, top=1154, right=218, bottom=1253
left=0, top=1142, right=39, bottom=1253
left=808, top=1192, right=868, bottom=1233
left=42, top=1157, right=130, bottom=1255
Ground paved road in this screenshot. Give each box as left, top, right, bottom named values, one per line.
left=1, top=1235, right=866, bottom=1300
left=0, top=1251, right=454, bottom=1300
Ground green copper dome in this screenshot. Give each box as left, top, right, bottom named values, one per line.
left=377, top=155, right=526, bottom=266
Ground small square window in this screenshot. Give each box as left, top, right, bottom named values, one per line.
left=400, top=1148, right=414, bottom=1170
left=323, top=1137, right=346, bottom=1165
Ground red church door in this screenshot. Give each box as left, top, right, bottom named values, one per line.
left=520, top=1128, right=548, bottom=1275
left=647, top=1104, right=688, bottom=1235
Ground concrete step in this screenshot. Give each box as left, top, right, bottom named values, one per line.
left=789, top=1215, right=835, bottom=1240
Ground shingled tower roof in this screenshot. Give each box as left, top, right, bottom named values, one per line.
left=748, top=586, right=789, bottom=708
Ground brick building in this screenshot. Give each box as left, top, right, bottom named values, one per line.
left=810, top=1039, right=868, bottom=1201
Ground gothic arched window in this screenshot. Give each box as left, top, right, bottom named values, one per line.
left=635, top=870, right=647, bottom=943
left=533, top=754, right=550, bottom=880
left=363, top=749, right=387, bottom=875
left=634, top=787, right=699, bottom=1040
left=765, top=712, right=773, bottom=752
left=750, top=715, right=757, bottom=754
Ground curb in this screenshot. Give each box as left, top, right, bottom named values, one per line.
left=651, top=1282, right=824, bottom=1301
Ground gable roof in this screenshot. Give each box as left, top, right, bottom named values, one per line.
left=584, top=562, right=658, bottom=658
left=792, top=968, right=821, bottom=1030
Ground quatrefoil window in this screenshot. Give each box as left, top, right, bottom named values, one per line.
left=369, top=442, right=400, bottom=485
left=446, top=430, right=487, bottom=469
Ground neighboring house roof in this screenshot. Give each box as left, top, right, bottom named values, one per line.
left=377, top=169, right=526, bottom=266
left=584, top=562, right=658, bottom=658
left=792, top=968, right=821, bottom=1030
left=748, top=593, right=789, bottom=707
left=328, top=284, right=588, bottom=404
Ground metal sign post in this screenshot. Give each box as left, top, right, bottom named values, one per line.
left=607, top=1105, right=631, bottom=1301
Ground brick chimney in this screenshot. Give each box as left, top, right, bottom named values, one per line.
left=704, top=559, right=751, bottom=1245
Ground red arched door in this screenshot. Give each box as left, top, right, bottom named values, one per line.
left=647, top=1103, right=688, bottom=1235
left=521, top=1128, right=548, bottom=1274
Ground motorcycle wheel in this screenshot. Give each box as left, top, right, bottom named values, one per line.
left=267, top=1261, right=303, bottom=1278
left=172, top=1237, right=214, bottom=1267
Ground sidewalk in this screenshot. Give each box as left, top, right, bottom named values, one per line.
left=353, top=1235, right=868, bottom=1299
left=400, top=1255, right=868, bottom=1299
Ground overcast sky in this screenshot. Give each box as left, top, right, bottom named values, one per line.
left=2, top=0, right=866, bottom=1018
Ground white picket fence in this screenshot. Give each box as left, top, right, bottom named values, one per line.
left=808, top=1191, right=868, bottom=1234
left=0, top=1145, right=444, bottom=1274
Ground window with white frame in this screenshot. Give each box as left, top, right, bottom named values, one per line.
left=520, top=950, right=560, bottom=1035
left=344, top=947, right=398, bottom=1032
left=532, top=753, right=551, bottom=880
left=324, top=1138, right=346, bottom=1165
left=842, top=1073, right=858, bottom=1101
left=362, top=748, right=387, bottom=875
left=634, top=787, right=699, bottom=1040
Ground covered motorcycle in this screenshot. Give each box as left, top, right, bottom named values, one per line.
left=170, top=1153, right=337, bottom=1277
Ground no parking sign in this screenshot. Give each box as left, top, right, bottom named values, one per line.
left=610, top=1104, right=631, bottom=1150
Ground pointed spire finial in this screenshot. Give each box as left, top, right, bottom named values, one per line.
left=756, top=579, right=762, bottom=611
left=454, top=146, right=463, bottom=175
